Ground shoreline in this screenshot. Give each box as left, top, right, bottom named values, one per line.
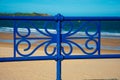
left=0, top=26, right=120, bottom=39
left=0, top=32, right=120, bottom=57
left=0, top=32, right=120, bottom=50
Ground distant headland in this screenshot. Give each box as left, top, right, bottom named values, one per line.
left=0, top=12, right=50, bottom=16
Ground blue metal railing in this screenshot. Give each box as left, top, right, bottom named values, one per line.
left=0, top=14, right=120, bottom=80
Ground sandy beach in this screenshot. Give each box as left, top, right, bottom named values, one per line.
left=0, top=32, right=120, bottom=80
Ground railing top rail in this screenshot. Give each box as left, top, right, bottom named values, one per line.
left=0, top=15, right=120, bottom=21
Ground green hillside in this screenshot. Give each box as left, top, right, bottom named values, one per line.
left=0, top=12, right=50, bottom=16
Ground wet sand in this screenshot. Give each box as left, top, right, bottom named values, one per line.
left=0, top=32, right=120, bottom=80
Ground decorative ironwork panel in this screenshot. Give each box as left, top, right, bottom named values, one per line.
left=0, top=14, right=120, bottom=61
left=14, top=20, right=57, bottom=57
left=61, top=21, right=100, bottom=56
left=13, top=17, right=101, bottom=60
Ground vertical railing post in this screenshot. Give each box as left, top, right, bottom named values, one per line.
left=97, top=21, right=101, bottom=55
left=13, top=21, right=17, bottom=58
left=55, top=14, right=64, bottom=80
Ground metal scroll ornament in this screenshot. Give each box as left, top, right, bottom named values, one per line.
left=15, top=21, right=57, bottom=57
left=15, top=20, right=100, bottom=57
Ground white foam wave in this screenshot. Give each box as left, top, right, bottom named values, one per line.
left=0, top=27, right=120, bottom=38
left=0, top=27, right=13, bottom=32
left=101, top=32, right=120, bottom=36
left=0, top=27, right=56, bottom=33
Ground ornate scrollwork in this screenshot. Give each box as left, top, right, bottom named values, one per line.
left=61, top=21, right=100, bottom=55
left=15, top=20, right=100, bottom=57
left=15, top=21, right=57, bottom=57
left=61, top=41, right=73, bottom=56
left=16, top=39, right=49, bottom=57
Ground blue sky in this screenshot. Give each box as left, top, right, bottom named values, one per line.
left=0, top=0, right=120, bottom=16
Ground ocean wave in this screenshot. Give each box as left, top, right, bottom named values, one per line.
left=0, top=27, right=56, bottom=34
left=0, top=27, right=120, bottom=38
left=0, top=27, right=13, bottom=32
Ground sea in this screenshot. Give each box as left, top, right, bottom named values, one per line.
left=0, top=20, right=120, bottom=50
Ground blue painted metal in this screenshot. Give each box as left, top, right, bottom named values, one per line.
left=0, top=16, right=120, bottom=21
left=56, top=14, right=62, bottom=80
left=0, top=14, right=120, bottom=80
